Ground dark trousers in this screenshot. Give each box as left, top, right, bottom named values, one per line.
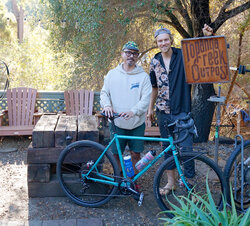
left=156, top=111, right=195, bottom=178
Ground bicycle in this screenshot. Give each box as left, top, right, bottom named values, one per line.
left=57, top=112, right=226, bottom=218
left=0, top=60, right=10, bottom=101
left=224, top=139, right=250, bottom=211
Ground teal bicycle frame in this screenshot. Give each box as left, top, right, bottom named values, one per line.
left=83, top=133, right=192, bottom=191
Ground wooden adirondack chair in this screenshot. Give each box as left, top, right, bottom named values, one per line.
left=0, top=87, right=40, bottom=136
left=64, top=89, right=94, bottom=115
left=144, top=116, right=160, bottom=137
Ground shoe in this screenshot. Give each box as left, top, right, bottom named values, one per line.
left=159, top=184, right=176, bottom=195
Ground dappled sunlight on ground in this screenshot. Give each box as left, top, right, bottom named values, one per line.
left=0, top=136, right=30, bottom=220
left=0, top=163, right=28, bottom=220
left=0, top=137, right=235, bottom=224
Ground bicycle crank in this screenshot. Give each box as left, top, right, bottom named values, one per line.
left=138, top=192, right=144, bottom=206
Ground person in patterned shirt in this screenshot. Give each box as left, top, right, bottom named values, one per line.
left=148, top=25, right=213, bottom=195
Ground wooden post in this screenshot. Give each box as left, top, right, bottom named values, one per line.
left=12, top=0, right=24, bottom=42
left=237, top=112, right=241, bottom=134
left=28, top=115, right=100, bottom=197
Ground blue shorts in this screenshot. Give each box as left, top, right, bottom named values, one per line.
left=109, top=123, right=145, bottom=154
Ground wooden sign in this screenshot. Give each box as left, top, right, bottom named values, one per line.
left=181, top=36, right=230, bottom=84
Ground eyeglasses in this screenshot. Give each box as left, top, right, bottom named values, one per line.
left=123, top=51, right=139, bottom=57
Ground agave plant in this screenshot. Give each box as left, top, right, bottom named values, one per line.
left=159, top=178, right=250, bottom=226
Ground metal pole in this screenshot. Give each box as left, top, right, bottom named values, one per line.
left=214, top=84, right=222, bottom=164
left=234, top=134, right=244, bottom=211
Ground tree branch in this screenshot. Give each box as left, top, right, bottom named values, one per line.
left=235, top=82, right=250, bottom=100
left=131, top=13, right=172, bottom=25
left=175, top=0, right=193, bottom=36
left=166, top=11, right=191, bottom=38
left=156, top=2, right=191, bottom=38
left=132, top=13, right=180, bottom=32
left=212, top=1, right=250, bottom=32
left=138, top=46, right=158, bottom=61
left=222, top=22, right=247, bottom=116
left=155, top=18, right=176, bottom=26
left=219, top=0, right=234, bottom=14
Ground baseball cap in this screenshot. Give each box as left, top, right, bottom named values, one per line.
left=122, top=41, right=139, bottom=51
left=154, top=28, right=171, bottom=38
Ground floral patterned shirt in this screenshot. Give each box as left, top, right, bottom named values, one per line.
left=149, top=48, right=191, bottom=115
left=149, top=57, right=171, bottom=113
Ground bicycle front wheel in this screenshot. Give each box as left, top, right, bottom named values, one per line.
left=154, top=152, right=226, bottom=218
left=224, top=140, right=250, bottom=210
left=57, top=140, right=120, bottom=207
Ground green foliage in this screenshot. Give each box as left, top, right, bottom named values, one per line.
left=159, top=179, right=250, bottom=226
left=42, top=0, right=168, bottom=90
left=1, top=0, right=249, bottom=93
left=0, top=27, right=74, bottom=90
left=0, top=0, right=77, bottom=91
left=0, top=1, right=15, bottom=41
left=42, top=0, right=250, bottom=91
left=42, top=0, right=122, bottom=90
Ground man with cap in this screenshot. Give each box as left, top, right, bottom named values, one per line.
left=148, top=25, right=213, bottom=195
left=100, top=41, right=152, bottom=180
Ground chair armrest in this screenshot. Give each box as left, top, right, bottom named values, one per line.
left=0, top=109, right=8, bottom=115
left=0, top=110, right=8, bottom=126
left=95, top=112, right=104, bottom=127
left=33, top=112, right=43, bottom=125
left=0, top=113, right=3, bottom=126
left=95, top=112, right=103, bottom=118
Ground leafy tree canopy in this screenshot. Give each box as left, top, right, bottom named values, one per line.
left=0, top=0, right=249, bottom=142
left=0, top=0, right=75, bottom=91
left=43, top=0, right=250, bottom=90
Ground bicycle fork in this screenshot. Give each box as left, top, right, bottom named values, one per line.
left=173, top=150, right=193, bottom=191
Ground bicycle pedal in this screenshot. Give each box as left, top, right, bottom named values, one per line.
left=138, top=192, right=144, bottom=206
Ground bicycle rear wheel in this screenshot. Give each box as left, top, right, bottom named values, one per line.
left=224, top=140, right=250, bottom=211
left=154, top=152, right=226, bottom=218
left=57, top=140, right=119, bottom=207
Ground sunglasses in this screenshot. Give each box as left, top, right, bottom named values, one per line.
left=123, top=51, right=139, bottom=57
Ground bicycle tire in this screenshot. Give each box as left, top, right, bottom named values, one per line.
left=57, top=140, right=120, bottom=207
left=224, top=140, right=250, bottom=210
left=153, top=152, right=226, bottom=218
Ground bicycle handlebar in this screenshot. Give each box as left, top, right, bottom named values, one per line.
left=101, top=111, right=196, bottom=144
left=167, top=112, right=194, bottom=132
left=100, top=112, right=120, bottom=121
left=168, top=113, right=197, bottom=145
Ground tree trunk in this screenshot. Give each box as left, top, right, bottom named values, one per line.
left=12, top=0, right=24, bottom=43
left=192, top=84, right=216, bottom=143
left=190, top=0, right=216, bottom=142
left=190, top=0, right=210, bottom=37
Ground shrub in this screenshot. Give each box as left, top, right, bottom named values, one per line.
left=159, top=179, right=250, bottom=226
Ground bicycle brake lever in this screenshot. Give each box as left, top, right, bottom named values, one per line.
left=100, top=112, right=120, bottom=120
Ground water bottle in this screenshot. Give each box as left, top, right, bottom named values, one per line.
left=123, top=155, right=135, bottom=177
left=135, top=150, right=156, bottom=171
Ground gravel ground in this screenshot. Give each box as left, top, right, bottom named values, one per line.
left=0, top=136, right=234, bottom=225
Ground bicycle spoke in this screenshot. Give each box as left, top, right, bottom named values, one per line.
left=57, top=140, right=119, bottom=207
left=224, top=140, right=250, bottom=211
left=154, top=152, right=225, bottom=218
